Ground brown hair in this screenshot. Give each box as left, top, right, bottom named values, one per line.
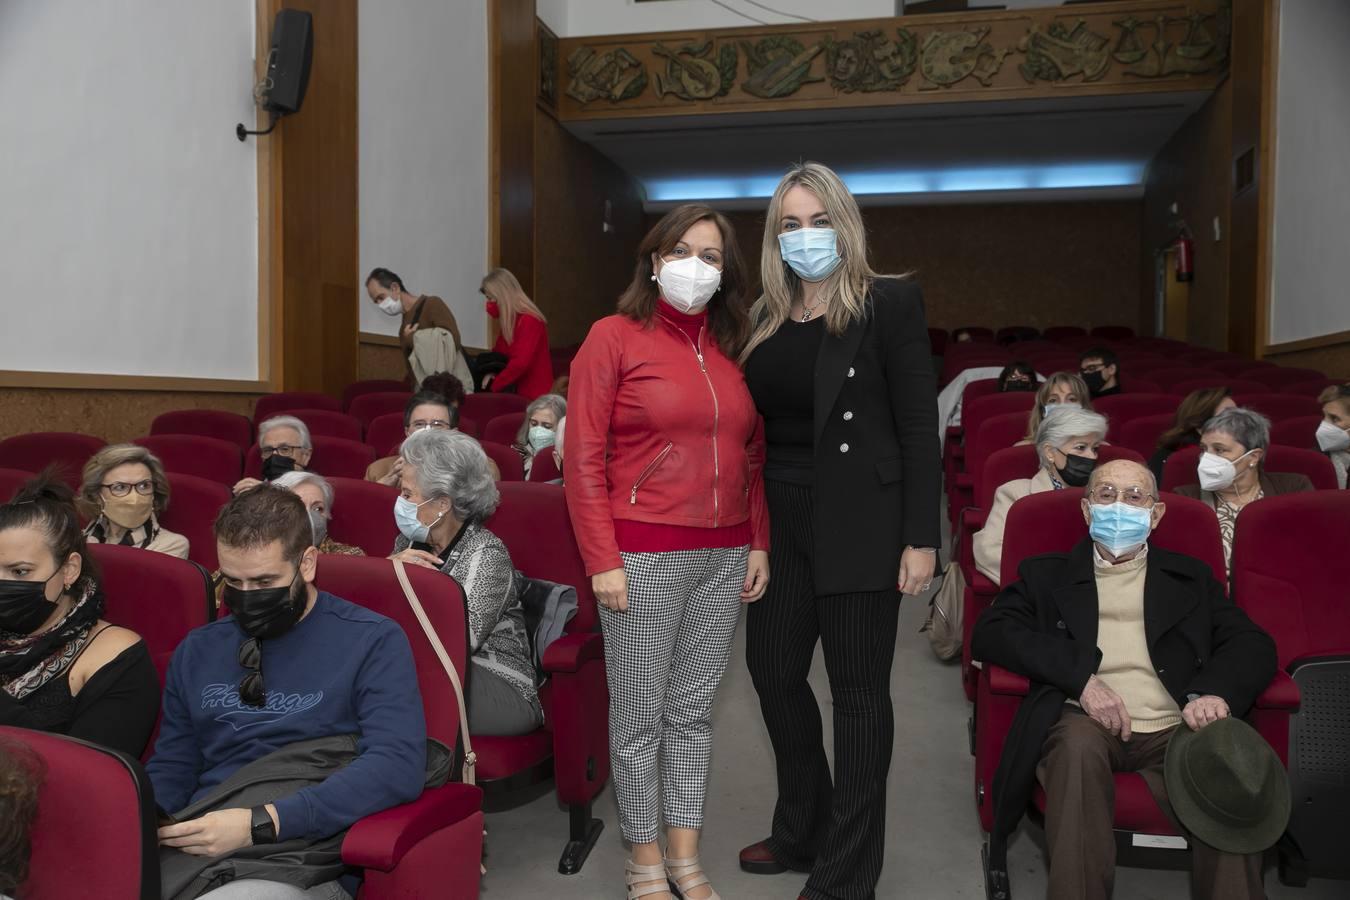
left=1158, top=386, right=1232, bottom=452
left=0, top=738, right=44, bottom=896
left=78, top=443, right=172, bottom=521
left=1318, top=383, right=1350, bottom=410
left=419, top=372, right=467, bottom=407
left=617, top=204, right=751, bottom=358
left=213, top=484, right=311, bottom=563
left=1023, top=372, right=1095, bottom=442
left=0, top=470, right=99, bottom=598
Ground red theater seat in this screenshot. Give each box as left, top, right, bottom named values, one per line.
left=151, top=409, right=254, bottom=451
left=1208, top=358, right=1273, bottom=375
left=254, top=391, right=340, bottom=423
left=974, top=491, right=1228, bottom=835
left=1116, top=414, right=1174, bottom=459
left=0, top=726, right=160, bottom=900
left=0, top=432, right=105, bottom=490
left=1162, top=444, right=1338, bottom=492
left=457, top=415, right=481, bottom=439
left=1281, top=376, right=1341, bottom=397
left=954, top=326, right=996, bottom=342
left=271, top=408, right=365, bottom=442
left=367, top=413, right=407, bottom=459
left=481, top=441, right=525, bottom=482
left=158, top=473, right=231, bottom=572
left=343, top=379, right=409, bottom=411
left=483, top=413, right=523, bottom=447
left=245, top=436, right=377, bottom=481
left=528, top=451, right=562, bottom=483
left=1170, top=377, right=1268, bottom=397
left=460, top=392, right=530, bottom=424
left=0, top=466, right=34, bottom=501
left=1138, top=368, right=1222, bottom=390
left=1090, top=325, right=1135, bottom=340
left=313, top=555, right=484, bottom=899
left=327, top=476, right=401, bottom=557
left=1269, top=416, right=1322, bottom=450
left=133, top=434, right=242, bottom=485
left=480, top=482, right=609, bottom=873
left=1092, top=394, right=1179, bottom=430
left=1230, top=492, right=1350, bottom=875
left=348, top=391, right=413, bottom=427
left=1043, top=326, right=1087, bottom=341
left=1239, top=367, right=1328, bottom=391
left=1121, top=376, right=1162, bottom=394
left=996, top=325, right=1039, bottom=344
left=1232, top=393, right=1323, bottom=422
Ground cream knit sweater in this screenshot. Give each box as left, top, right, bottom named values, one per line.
left=1091, top=552, right=1183, bottom=733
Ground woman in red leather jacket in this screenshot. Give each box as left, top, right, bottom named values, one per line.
left=564, top=204, right=770, bottom=900
left=480, top=267, right=553, bottom=399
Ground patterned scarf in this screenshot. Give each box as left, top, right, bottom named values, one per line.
left=0, top=582, right=104, bottom=701
left=84, top=514, right=162, bottom=550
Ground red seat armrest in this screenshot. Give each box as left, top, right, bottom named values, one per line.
left=342, top=783, right=483, bottom=871
left=988, top=665, right=1031, bottom=696
left=1253, top=670, right=1300, bottom=711
left=945, top=426, right=961, bottom=440
left=542, top=630, right=604, bottom=674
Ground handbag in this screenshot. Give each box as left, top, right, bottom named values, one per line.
left=920, top=561, right=965, bottom=662
left=392, top=558, right=477, bottom=786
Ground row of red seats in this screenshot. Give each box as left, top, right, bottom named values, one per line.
left=7, top=480, right=611, bottom=897
left=927, top=324, right=1138, bottom=356
left=972, top=489, right=1350, bottom=883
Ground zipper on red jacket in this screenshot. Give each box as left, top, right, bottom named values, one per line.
left=657, top=315, right=722, bottom=525
left=630, top=442, right=674, bottom=505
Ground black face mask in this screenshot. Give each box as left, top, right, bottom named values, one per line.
left=1001, top=379, right=1037, bottom=393
left=0, top=572, right=60, bottom=634
left=1082, top=370, right=1107, bottom=395
left=1055, top=452, right=1097, bottom=488
left=261, top=454, right=300, bottom=481
left=222, top=572, right=307, bottom=640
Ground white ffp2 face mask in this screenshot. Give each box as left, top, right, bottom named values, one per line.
left=1197, top=450, right=1254, bottom=492
left=656, top=256, right=721, bottom=314
left=377, top=296, right=401, bottom=316
left=1316, top=419, right=1350, bottom=453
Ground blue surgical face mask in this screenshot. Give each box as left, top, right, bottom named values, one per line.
left=778, top=228, right=842, bottom=283
left=528, top=425, right=556, bottom=453
left=394, top=495, right=443, bottom=545
left=1088, top=501, right=1154, bottom=558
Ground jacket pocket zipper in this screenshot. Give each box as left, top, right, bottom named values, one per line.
left=630, top=442, right=674, bottom=504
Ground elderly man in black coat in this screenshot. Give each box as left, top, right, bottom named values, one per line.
left=972, top=459, right=1278, bottom=900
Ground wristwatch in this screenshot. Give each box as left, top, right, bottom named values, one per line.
left=250, top=806, right=277, bottom=845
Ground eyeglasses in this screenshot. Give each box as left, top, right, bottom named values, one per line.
left=101, top=480, right=154, bottom=497
left=238, top=637, right=264, bottom=707
left=409, top=419, right=453, bottom=431
left=260, top=444, right=304, bottom=459
left=1081, top=363, right=1106, bottom=374
left=1088, top=484, right=1157, bottom=507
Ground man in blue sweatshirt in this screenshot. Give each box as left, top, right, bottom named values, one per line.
left=149, top=485, right=426, bottom=892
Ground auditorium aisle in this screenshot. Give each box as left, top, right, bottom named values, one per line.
left=482, top=548, right=1341, bottom=898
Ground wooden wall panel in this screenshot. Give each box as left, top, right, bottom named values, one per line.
left=0, top=390, right=258, bottom=445
left=1140, top=79, right=1233, bottom=348
left=715, top=199, right=1142, bottom=334
left=273, top=0, right=359, bottom=393
left=358, top=340, right=409, bottom=382
left=534, top=109, right=645, bottom=347
left=493, top=0, right=538, bottom=295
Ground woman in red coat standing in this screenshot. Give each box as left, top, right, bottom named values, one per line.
left=566, top=204, right=770, bottom=900
left=481, top=268, right=553, bottom=399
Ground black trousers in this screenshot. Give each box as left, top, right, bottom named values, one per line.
left=746, top=480, right=901, bottom=900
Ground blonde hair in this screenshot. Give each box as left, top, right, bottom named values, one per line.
left=741, top=161, right=905, bottom=363
left=1024, top=372, right=1095, bottom=442
left=79, top=443, right=171, bottom=520
left=481, top=268, right=547, bottom=344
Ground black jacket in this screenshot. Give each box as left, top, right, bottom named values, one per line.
left=806, top=277, right=941, bottom=595
left=970, top=539, right=1276, bottom=869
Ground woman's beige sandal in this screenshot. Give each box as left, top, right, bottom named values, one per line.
left=626, top=858, right=674, bottom=899
left=664, top=854, right=721, bottom=900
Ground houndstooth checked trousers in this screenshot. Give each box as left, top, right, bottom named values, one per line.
left=599, top=545, right=750, bottom=844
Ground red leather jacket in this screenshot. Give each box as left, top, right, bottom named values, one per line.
left=491, top=313, right=553, bottom=400
left=564, top=311, right=769, bottom=575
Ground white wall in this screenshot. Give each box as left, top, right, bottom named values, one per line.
left=0, top=1, right=259, bottom=379
left=1269, top=0, right=1350, bottom=345
left=358, top=0, right=489, bottom=346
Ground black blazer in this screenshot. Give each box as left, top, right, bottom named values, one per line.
left=806, top=277, right=941, bottom=595
left=970, top=539, right=1277, bottom=870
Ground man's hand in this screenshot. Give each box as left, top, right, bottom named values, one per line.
left=1079, top=674, right=1133, bottom=741
left=593, top=567, right=628, bottom=612
left=401, top=322, right=418, bottom=338
left=158, top=806, right=273, bottom=857
left=741, top=550, right=769, bottom=603
left=1182, top=694, right=1230, bottom=731
left=232, top=477, right=263, bottom=495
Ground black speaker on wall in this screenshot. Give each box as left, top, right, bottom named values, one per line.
left=264, top=9, right=313, bottom=115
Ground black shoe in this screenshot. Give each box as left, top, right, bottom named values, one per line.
left=982, top=842, right=1011, bottom=900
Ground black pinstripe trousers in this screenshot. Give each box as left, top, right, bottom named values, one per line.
left=746, top=480, right=900, bottom=900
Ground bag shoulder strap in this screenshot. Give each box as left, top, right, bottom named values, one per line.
left=392, top=558, right=476, bottom=785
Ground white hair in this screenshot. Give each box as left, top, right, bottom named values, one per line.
left=1202, top=407, right=1271, bottom=452
left=257, top=415, right=312, bottom=450
left=401, top=429, right=500, bottom=523
left=554, top=415, right=566, bottom=462
left=1036, top=408, right=1108, bottom=450
left=270, top=470, right=334, bottom=519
